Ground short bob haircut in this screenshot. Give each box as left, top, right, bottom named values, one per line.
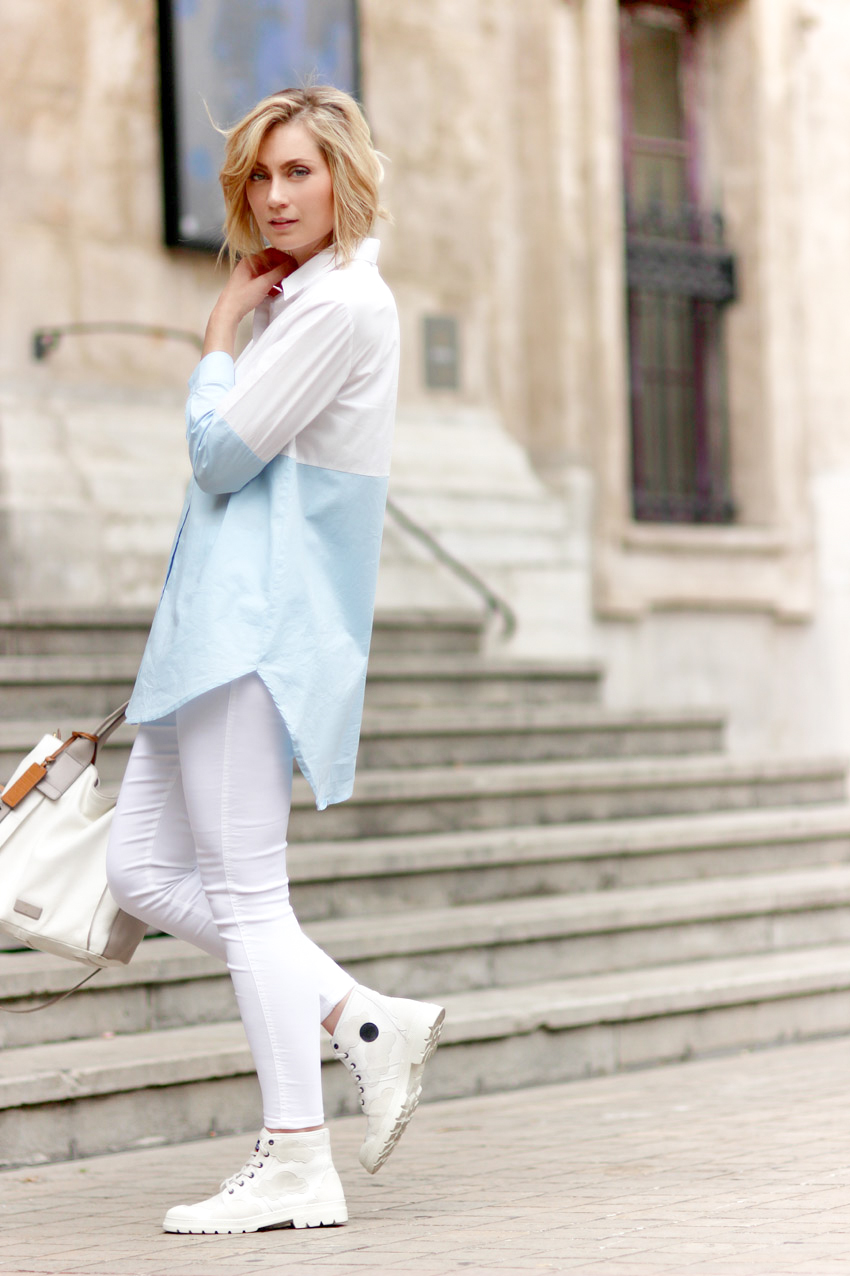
left=219, top=86, right=385, bottom=266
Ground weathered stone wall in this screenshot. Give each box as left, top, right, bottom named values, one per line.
left=1, top=0, right=220, bottom=388
left=0, top=0, right=581, bottom=622
left=1, top=0, right=572, bottom=425
left=5, top=0, right=850, bottom=761
left=590, top=0, right=850, bottom=756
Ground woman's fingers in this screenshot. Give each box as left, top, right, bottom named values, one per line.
left=248, top=249, right=298, bottom=280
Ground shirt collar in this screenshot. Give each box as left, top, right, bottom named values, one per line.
left=276, top=237, right=380, bottom=301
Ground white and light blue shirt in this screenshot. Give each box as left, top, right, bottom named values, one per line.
left=127, top=238, right=399, bottom=809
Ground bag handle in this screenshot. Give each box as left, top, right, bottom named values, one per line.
left=0, top=702, right=131, bottom=1011
left=91, top=701, right=129, bottom=752
left=35, top=702, right=129, bottom=803
left=42, top=700, right=129, bottom=770
left=0, top=701, right=130, bottom=819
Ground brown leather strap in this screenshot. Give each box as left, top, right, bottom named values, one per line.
left=1, top=762, right=48, bottom=809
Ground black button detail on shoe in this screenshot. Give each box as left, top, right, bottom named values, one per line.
left=360, top=1021, right=379, bottom=1042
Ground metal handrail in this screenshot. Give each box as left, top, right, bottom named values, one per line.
left=32, top=322, right=204, bottom=361
left=385, top=496, right=516, bottom=641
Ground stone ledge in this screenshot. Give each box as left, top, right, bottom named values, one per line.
left=292, top=751, right=849, bottom=807
left=4, top=944, right=850, bottom=1113
left=0, top=703, right=726, bottom=750
left=302, top=865, right=850, bottom=958
left=286, top=803, right=850, bottom=880
left=5, top=864, right=850, bottom=1000
left=0, top=654, right=139, bottom=682
left=365, top=653, right=604, bottom=679
left=360, top=703, right=726, bottom=733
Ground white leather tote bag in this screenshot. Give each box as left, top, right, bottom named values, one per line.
left=0, top=703, right=146, bottom=968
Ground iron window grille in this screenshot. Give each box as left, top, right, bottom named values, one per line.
left=620, top=2, right=737, bottom=524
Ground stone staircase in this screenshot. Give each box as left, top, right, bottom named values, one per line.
left=1, top=609, right=850, bottom=1168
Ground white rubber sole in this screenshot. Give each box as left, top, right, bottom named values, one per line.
left=163, top=1198, right=348, bottom=1234
left=360, top=1003, right=446, bottom=1174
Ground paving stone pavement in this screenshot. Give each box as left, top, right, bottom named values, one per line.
left=2, top=1036, right=850, bottom=1275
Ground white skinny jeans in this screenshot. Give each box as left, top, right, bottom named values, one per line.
left=105, top=673, right=355, bottom=1129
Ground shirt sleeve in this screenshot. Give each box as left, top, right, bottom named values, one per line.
left=216, top=296, right=354, bottom=462
left=185, top=353, right=267, bottom=495
left=184, top=296, right=355, bottom=496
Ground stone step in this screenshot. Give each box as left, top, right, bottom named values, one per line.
left=5, top=864, right=850, bottom=1048
left=303, top=864, right=850, bottom=993
left=0, top=656, right=138, bottom=720
left=0, top=610, right=152, bottom=658
left=369, top=609, right=486, bottom=654
left=0, top=703, right=726, bottom=790
left=4, top=800, right=848, bottom=958
left=0, top=607, right=486, bottom=658
left=362, top=654, right=604, bottom=707
left=286, top=804, right=850, bottom=919
left=357, top=704, right=725, bottom=768
left=434, top=944, right=850, bottom=1093
left=288, top=753, right=848, bottom=840
left=0, top=653, right=604, bottom=721
left=4, top=943, right=850, bottom=1166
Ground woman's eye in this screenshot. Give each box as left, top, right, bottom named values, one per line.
left=249, top=171, right=267, bottom=182
left=291, top=166, right=310, bottom=178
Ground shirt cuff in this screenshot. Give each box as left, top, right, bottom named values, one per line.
left=189, top=351, right=236, bottom=392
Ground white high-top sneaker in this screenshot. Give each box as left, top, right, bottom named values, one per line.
left=162, top=1127, right=347, bottom=1233
left=331, top=984, right=445, bottom=1174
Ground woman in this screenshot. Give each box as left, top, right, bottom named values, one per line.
left=106, top=86, right=444, bottom=1235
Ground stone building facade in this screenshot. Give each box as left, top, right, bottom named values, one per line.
left=2, top=0, right=850, bottom=761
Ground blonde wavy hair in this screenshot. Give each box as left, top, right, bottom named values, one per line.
left=219, top=86, right=385, bottom=266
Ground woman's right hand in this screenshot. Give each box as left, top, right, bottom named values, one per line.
left=203, top=249, right=299, bottom=358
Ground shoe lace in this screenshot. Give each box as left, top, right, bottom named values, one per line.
left=334, top=1045, right=367, bottom=1111
left=219, top=1137, right=270, bottom=1193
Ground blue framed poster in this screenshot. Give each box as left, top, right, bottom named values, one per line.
left=157, top=0, right=360, bottom=251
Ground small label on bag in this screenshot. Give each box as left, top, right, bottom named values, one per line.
left=1, top=763, right=47, bottom=809
left=13, top=899, right=42, bottom=920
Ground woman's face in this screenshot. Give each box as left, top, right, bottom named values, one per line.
left=246, top=120, right=335, bottom=266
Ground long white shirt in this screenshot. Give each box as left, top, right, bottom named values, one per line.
left=127, top=238, right=399, bottom=809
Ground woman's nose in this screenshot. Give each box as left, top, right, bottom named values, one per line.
left=268, top=176, right=290, bottom=207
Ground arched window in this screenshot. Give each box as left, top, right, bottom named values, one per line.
left=620, top=1, right=736, bottom=523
